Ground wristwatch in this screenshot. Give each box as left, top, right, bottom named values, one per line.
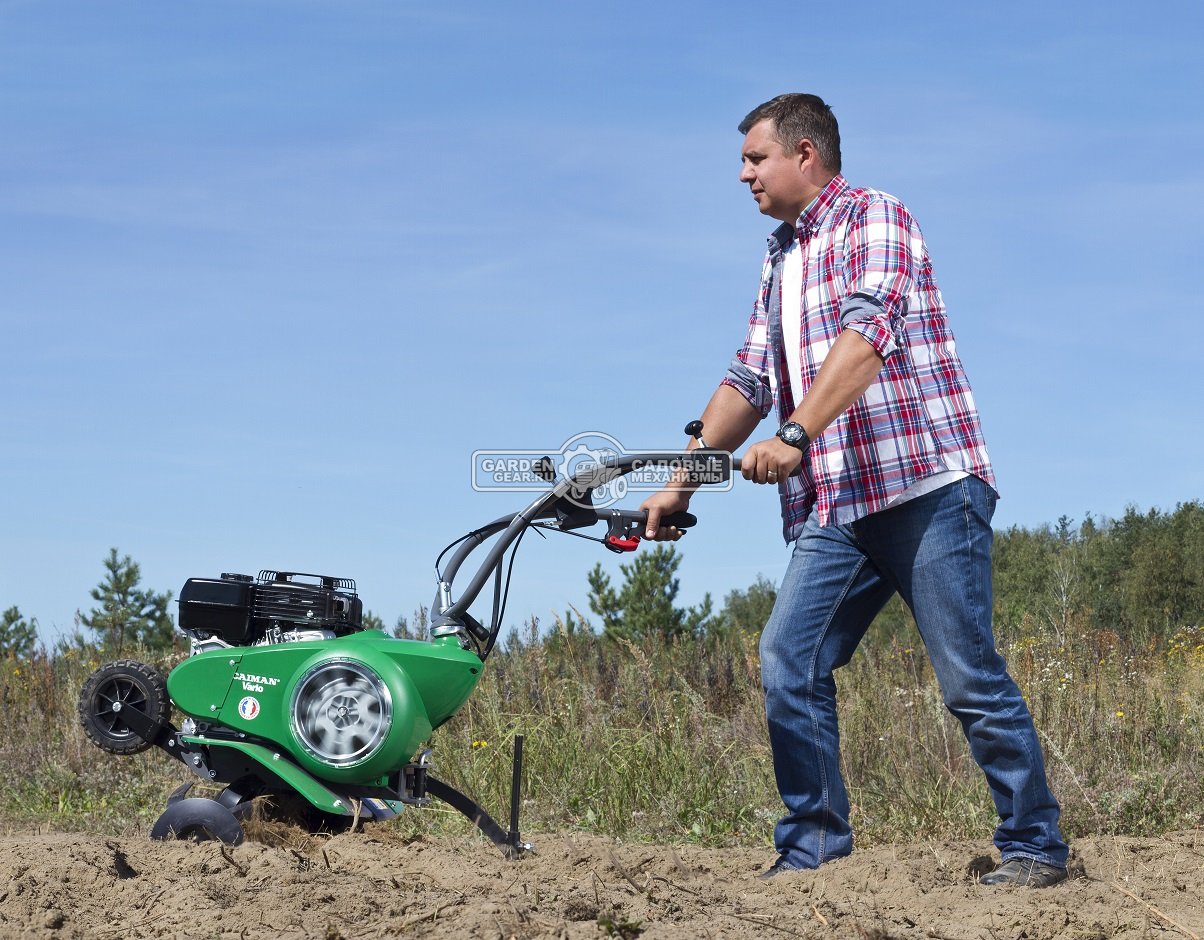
left=776, top=421, right=811, bottom=452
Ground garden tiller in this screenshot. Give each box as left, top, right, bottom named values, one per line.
left=78, top=435, right=732, bottom=855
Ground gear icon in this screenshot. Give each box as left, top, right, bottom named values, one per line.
left=558, top=441, right=613, bottom=484
left=555, top=432, right=626, bottom=507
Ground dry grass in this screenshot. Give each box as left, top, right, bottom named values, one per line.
left=1, top=617, right=1201, bottom=847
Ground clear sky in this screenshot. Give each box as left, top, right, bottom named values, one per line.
left=3, top=0, right=1202, bottom=646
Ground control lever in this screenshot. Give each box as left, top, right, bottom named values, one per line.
left=684, top=420, right=708, bottom=448
left=533, top=456, right=556, bottom=482
left=603, top=509, right=696, bottom=553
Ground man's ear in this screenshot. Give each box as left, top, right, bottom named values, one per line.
left=795, top=137, right=816, bottom=168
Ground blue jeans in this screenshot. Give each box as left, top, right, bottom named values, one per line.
left=759, top=475, right=1067, bottom=869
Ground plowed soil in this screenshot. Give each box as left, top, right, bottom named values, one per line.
left=1, top=826, right=1201, bottom=939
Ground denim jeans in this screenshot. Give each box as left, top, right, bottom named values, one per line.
left=759, top=475, right=1067, bottom=869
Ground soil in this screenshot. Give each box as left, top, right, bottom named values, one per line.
left=0, top=824, right=1201, bottom=939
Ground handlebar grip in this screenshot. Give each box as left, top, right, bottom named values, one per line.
left=606, top=508, right=698, bottom=530
left=653, top=510, right=697, bottom=530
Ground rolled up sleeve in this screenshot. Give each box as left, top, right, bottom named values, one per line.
left=720, top=356, right=774, bottom=418
left=839, top=293, right=897, bottom=359
left=840, top=196, right=919, bottom=359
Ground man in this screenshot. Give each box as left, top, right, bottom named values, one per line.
left=641, top=94, right=1068, bottom=887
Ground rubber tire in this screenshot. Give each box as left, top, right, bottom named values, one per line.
left=78, top=660, right=170, bottom=755
left=151, top=798, right=246, bottom=845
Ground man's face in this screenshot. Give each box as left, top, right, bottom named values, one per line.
left=739, top=120, right=810, bottom=223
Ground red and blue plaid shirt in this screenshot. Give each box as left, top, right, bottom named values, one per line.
left=721, top=174, right=995, bottom=540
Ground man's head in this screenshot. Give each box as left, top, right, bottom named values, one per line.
left=738, top=94, right=842, bottom=223
left=739, top=94, right=842, bottom=172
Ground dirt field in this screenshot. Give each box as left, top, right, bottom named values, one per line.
left=1, top=825, right=1201, bottom=939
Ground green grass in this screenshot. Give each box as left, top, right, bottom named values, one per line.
left=2, top=619, right=1201, bottom=846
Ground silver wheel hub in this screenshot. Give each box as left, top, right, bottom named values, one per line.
left=290, top=660, right=392, bottom=767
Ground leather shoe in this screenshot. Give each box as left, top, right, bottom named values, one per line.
left=979, top=857, right=1068, bottom=888
left=757, top=858, right=803, bottom=880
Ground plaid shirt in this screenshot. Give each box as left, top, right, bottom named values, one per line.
left=721, top=174, right=995, bottom=540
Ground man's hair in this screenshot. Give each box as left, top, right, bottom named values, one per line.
left=738, top=94, right=842, bottom=173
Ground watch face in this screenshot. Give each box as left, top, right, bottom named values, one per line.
left=780, top=423, right=804, bottom=444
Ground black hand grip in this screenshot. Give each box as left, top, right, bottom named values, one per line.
left=605, top=509, right=698, bottom=530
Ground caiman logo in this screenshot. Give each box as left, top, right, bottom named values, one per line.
left=233, top=672, right=280, bottom=693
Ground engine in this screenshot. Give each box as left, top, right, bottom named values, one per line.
left=179, top=570, right=364, bottom=653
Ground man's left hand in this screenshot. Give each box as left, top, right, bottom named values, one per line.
left=741, top=437, right=805, bottom=485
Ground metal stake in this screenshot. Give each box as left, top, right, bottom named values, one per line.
left=508, top=734, right=524, bottom=851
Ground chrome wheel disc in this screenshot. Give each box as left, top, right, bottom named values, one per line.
left=291, top=660, right=392, bottom=767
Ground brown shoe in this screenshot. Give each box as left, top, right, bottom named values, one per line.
left=979, top=857, right=1068, bottom=888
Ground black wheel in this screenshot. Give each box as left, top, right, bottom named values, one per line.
left=78, top=660, right=170, bottom=755
left=151, top=798, right=245, bottom=845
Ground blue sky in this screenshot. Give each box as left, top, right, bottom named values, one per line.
left=3, top=0, right=1202, bottom=646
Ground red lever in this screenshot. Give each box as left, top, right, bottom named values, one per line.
left=606, top=534, right=641, bottom=552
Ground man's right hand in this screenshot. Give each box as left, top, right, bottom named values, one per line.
left=639, top=488, right=693, bottom=541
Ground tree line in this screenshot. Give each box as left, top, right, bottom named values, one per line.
left=2, top=500, right=1199, bottom=658
left=583, top=500, right=1202, bottom=646
left=992, top=502, right=1203, bottom=645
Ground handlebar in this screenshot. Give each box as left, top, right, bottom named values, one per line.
left=605, top=508, right=698, bottom=530
left=431, top=450, right=732, bottom=645
left=598, top=507, right=697, bottom=552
